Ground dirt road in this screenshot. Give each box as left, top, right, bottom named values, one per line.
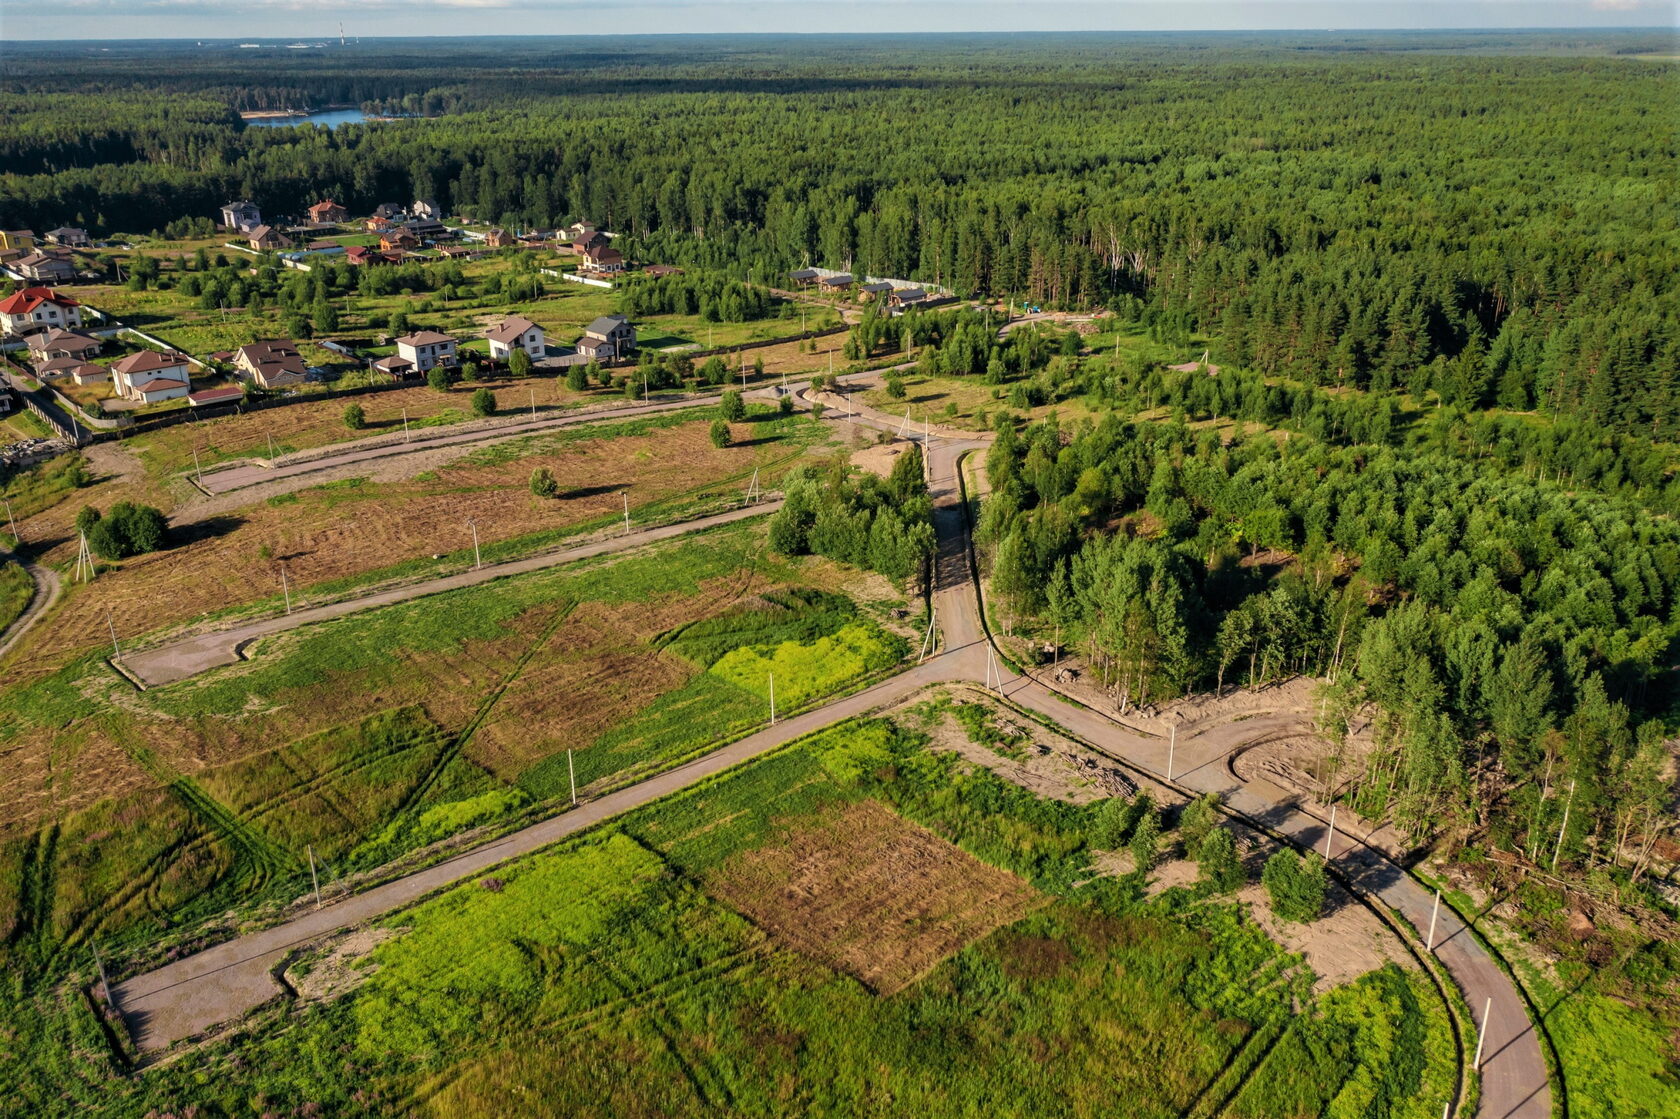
left=119, top=500, right=783, bottom=688
left=110, top=395, right=1553, bottom=1119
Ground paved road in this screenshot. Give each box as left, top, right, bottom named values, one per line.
left=112, top=396, right=1553, bottom=1119
left=120, top=501, right=782, bottom=688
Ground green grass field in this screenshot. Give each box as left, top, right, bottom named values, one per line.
left=0, top=561, right=31, bottom=633
left=0, top=715, right=1457, bottom=1117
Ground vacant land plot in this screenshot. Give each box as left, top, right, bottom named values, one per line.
left=2, top=716, right=1456, bottom=1119
left=710, top=798, right=1042, bottom=993
left=10, top=410, right=828, bottom=673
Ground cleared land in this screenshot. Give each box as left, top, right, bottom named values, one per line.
left=709, top=797, right=1042, bottom=994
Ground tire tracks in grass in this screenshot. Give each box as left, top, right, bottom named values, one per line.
left=385, top=602, right=575, bottom=829
left=8, top=824, right=59, bottom=973
left=1182, top=1015, right=1289, bottom=1119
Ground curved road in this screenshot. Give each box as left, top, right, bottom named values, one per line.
left=112, top=394, right=1551, bottom=1119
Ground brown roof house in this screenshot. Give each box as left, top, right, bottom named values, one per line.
left=394, top=329, right=457, bottom=372
left=307, top=200, right=349, bottom=224
left=234, top=340, right=310, bottom=389
left=379, top=229, right=419, bottom=254
left=26, top=328, right=100, bottom=362
left=15, top=253, right=77, bottom=284
left=576, top=315, right=636, bottom=361
left=582, top=242, right=626, bottom=273
left=485, top=228, right=517, bottom=248
left=248, top=225, right=293, bottom=252
left=571, top=231, right=609, bottom=255
left=111, top=350, right=191, bottom=403
left=486, top=316, right=544, bottom=361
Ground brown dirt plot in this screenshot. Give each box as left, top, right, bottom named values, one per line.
left=708, top=799, right=1042, bottom=995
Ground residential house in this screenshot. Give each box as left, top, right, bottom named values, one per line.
left=233, top=340, right=310, bottom=389
left=889, top=287, right=928, bottom=309
left=346, top=245, right=401, bottom=266
left=857, top=281, right=894, bottom=301
left=582, top=243, right=626, bottom=273
left=394, top=330, right=457, bottom=372
left=576, top=315, right=636, bottom=361
left=572, top=231, right=608, bottom=256
left=363, top=215, right=394, bottom=234
left=247, top=225, right=293, bottom=252
left=818, top=273, right=854, bottom=292
left=15, top=253, right=78, bottom=284
left=0, top=287, right=84, bottom=336
left=486, top=316, right=544, bottom=361
left=307, top=200, right=349, bottom=224
left=373, top=202, right=406, bottom=222
left=562, top=220, right=599, bottom=241
left=26, top=329, right=100, bottom=362
left=485, top=228, right=516, bottom=248
left=111, top=349, right=191, bottom=403
left=643, top=264, right=685, bottom=278
left=44, top=227, right=91, bottom=248
left=405, top=218, right=447, bottom=240
left=379, top=229, right=418, bottom=254
left=788, top=268, right=820, bottom=287
left=221, top=201, right=263, bottom=232
left=0, top=231, right=36, bottom=252
left=411, top=198, right=443, bottom=221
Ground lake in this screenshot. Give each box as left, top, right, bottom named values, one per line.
left=246, top=108, right=367, bottom=129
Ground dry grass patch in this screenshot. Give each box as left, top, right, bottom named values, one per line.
left=708, top=798, right=1042, bottom=994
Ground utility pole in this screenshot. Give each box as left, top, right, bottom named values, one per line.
left=403, top=407, right=410, bottom=443
left=308, top=844, right=322, bottom=909
left=622, top=492, right=630, bottom=536
left=280, top=566, right=292, bottom=614
left=1167, top=723, right=1176, bottom=782
left=91, top=943, right=113, bottom=1009
left=467, top=519, right=481, bottom=569
left=1324, top=803, right=1338, bottom=859
left=530, top=387, right=536, bottom=418
left=769, top=672, right=776, bottom=725
left=985, top=646, right=1003, bottom=698
left=3, top=496, right=17, bottom=543
left=918, top=608, right=937, bottom=664
left=1473, top=997, right=1493, bottom=1071
left=192, top=444, right=203, bottom=486
left=1426, top=889, right=1442, bottom=952
left=75, top=531, right=95, bottom=582
left=568, top=749, right=577, bottom=806
left=266, top=431, right=276, bottom=462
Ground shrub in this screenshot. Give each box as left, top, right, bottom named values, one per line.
left=566, top=363, right=588, bottom=391
left=778, top=392, right=795, bottom=415
left=471, top=387, right=496, bottom=417
left=530, top=467, right=558, bottom=498
left=427, top=366, right=451, bottom=393
left=508, top=349, right=532, bottom=379
left=1180, top=793, right=1220, bottom=853
left=87, top=501, right=167, bottom=560
left=1196, top=827, right=1244, bottom=893
left=1263, top=848, right=1327, bottom=922
left=812, top=401, right=826, bottom=420
left=461, top=361, right=481, bottom=383
left=720, top=389, right=746, bottom=422
left=74, top=505, right=101, bottom=536
left=885, top=374, right=907, bottom=400
left=710, top=419, right=733, bottom=448
left=1130, top=798, right=1162, bottom=872
left=343, top=402, right=366, bottom=430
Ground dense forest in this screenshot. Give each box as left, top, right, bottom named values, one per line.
left=3, top=33, right=1675, bottom=433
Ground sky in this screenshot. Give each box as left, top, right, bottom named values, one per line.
left=0, top=0, right=1671, bottom=40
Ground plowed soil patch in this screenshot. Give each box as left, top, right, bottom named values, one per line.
left=708, top=799, right=1041, bottom=995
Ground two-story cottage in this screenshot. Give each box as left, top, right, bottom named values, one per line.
left=234, top=340, right=310, bottom=389
left=221, top=201, right=263, bottom=233
left=248, top=225, right=293, bottom=252
left=111, top=350, right=192, bottom=403
left=44, top=227, right=91, bottom=248
left=0, top=231, right=36, bottom=252
left=26, top=328, right=101, bottom=362
left=393, top=330, right=457, bottom=372
left=582, top=243, right=626, bottom=273
left=307, top=200, right=349, bottom=224
left=576, top=315, right=636, bottom=361
left=14, top=253, right=77, bottom=284
left=411, top=198, right=443, bottom=221
left=0, top=287, right=84, bottom=337
left=486, top=316, right=545, bottom=361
